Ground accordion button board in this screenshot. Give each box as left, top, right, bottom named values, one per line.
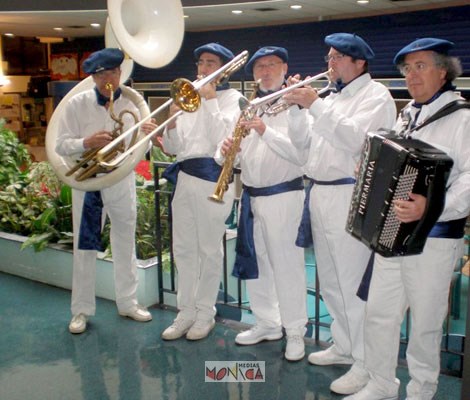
left=346, top=132, right=454, bottom=257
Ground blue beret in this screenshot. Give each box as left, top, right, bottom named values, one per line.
left=82, top=48, right=124, bottom=74
left=194, top=43, right=234, bottom=63
left=393, top=38, right=455, bottom=65
left=325, top=33, right=375, bottom=61
left=244, top=46, right=288, bottom=75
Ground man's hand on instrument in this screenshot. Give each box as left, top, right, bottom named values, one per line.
left=221, top=137, right=236, bottom=157
left=283, top=77, right=319, bottom=109
left=142, top=118, right=163, bottom=149
left=286, top=74, right=301, bottom=86
left=394, top=193, right=427, bottom=223
left=167, top=104, right=181, bottom=130
left=239, top=116, right=266, bottom=136
left=84, top=131, right=113, bottom=149
left=142, top=118, right=157, bottom=135
left=198, top=78, right=217, bottom=100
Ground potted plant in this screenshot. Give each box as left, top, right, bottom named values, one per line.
left=0, top=120, right=172, bottom=306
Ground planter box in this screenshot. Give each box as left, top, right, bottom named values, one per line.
left=0, top=232, right=160, bottom=307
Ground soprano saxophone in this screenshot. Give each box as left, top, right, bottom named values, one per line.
left=208, top=81, right=260, bottom=203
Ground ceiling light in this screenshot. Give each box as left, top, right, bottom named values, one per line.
left=53, top=27, right=63, bottom=31
left=90, top=23, right=101, bottom=28
left=357, top=0, right=369, bottom=3
left=184, top=15, right=189, bottom=19
left=232, top=10, right=243, bottom=15
left=290, top=5, right=302, bottom=10
left=4, top=33, right=14, bottom=37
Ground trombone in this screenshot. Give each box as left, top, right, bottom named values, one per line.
left=96, top=50, right=249, bottom=169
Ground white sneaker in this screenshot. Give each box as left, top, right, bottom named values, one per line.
left=69, top=314, right=87, bottom=334
left=186, top=319, right=216, bottom=341
left=330, top=366, right=369, bottom=395
left=119, top=304, right=152, bottom=322
left=161, top=317, right=195, bottom=340
left=308, top=345, right=354, bottom=365
left=343, top=380, right=399, bottom=400
left=235, top=325, right=283, bottom=345
left=285, top=334, right=305, bottom=361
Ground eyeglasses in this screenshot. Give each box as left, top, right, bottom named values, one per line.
left=399, top=62, right=438, bottom=76
left=253, top=61, right=284, bottom=72
left=94, top=68, right=120, bottom=78
left=324, top=53, right=346, bottom=63
left=195, top=60, right=219, bottom=68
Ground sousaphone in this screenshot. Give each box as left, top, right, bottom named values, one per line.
left=45, top=0, right=185, bottom=191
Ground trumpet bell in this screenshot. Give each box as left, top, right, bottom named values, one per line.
left=170, top=78, right=201, bottom=113
left=107, top=0, right=185, bottom=68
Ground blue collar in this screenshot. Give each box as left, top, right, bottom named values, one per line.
left=334, top=79, right=346, bottom=93
left=94, top=87, right=122, bottom=106
left=216, top=82, right=230, bottom=91
left=412, top=81, right=456, bottom=109
left=333, top=72, right=368, bottom=93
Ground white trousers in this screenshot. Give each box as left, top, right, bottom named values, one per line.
left=172, top=172, right=235, bottom=321
left=71, top=173, right=138, bottom=316
left=246, top=190, right=307, bottom=333
left=365, top=237, right=463, bottom=399
left=310, top=184, right=371, bottom=366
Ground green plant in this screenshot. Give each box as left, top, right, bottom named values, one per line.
left=0, top=122, right=174, bottom=262
left=0, top=119, right=31, bottom=189
left=20, top=162, right=73, bottom=251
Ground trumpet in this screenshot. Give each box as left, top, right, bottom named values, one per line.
left=248, top=69, right=332, bottom=117
left=96, top=50, right=249, bottom=169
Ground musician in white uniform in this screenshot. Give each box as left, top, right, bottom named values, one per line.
left=283, top=33, right=396, bottom=394
left=56, top=48, right=153, bottom=334
left=219, top=46, right=309, bottom=361
left=347, top=38, right=470, bottom=400
left=160, top=43, right=241, bottom=341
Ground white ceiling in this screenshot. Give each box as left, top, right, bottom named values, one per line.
left=0, top=0, right=466, bottom=40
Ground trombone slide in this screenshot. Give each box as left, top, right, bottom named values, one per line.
left=97, top=50, right=250, bottom=169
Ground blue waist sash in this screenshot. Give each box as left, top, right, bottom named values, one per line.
left=429, top=217, right=467, bottom=239
left=357, top=217, right=467, bottom=301
left=233, top=177, right=304, bottom=280
left=296, top=177, right=356, bottom=248
left=78, top=191, right=104, bottom=251
left=162, top=157, right=223, bottom=185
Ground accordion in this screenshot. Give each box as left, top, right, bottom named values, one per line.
left=346, top=132, right=453, bottom=257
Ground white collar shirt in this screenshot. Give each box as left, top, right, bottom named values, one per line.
left=288, top=73, right=396, bottom=181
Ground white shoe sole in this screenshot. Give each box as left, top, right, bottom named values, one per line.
left=118, top=312, right=152, bottom=322
left=285, top=350, right=305, bottom=362
left=308, top=354, right=354, bottom=366
left=69, top=324, right=86, bottom=334
left=235, top=332, right=283, bottom=345
left=186, top=322, right=215, bottom=341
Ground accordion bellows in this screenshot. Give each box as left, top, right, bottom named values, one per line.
left=347, top=132, right=453, bottom=257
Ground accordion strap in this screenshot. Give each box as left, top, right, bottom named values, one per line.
left=412, top=99, right=470, bottom=133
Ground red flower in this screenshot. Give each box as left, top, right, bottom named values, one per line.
left=135, top=160, right=152, bottom=181
left=40, top=182, right=50, bottom=195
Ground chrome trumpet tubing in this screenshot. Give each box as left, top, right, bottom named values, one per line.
left=248, top=70, right=331, bottom=117
left=96, top=50, right=249, bottom=168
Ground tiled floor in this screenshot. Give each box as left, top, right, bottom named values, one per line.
left=0, top=272, right=463, bottom=400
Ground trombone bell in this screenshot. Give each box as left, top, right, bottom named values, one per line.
left=170, top=78, right=201, bottom=113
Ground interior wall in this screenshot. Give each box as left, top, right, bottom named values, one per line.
left=127, top=5, right=469, bottom=83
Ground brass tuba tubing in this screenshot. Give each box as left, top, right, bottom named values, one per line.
left=97, top=108, right=184, bottom=168
left=97, top=50, right=250, bottom=168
